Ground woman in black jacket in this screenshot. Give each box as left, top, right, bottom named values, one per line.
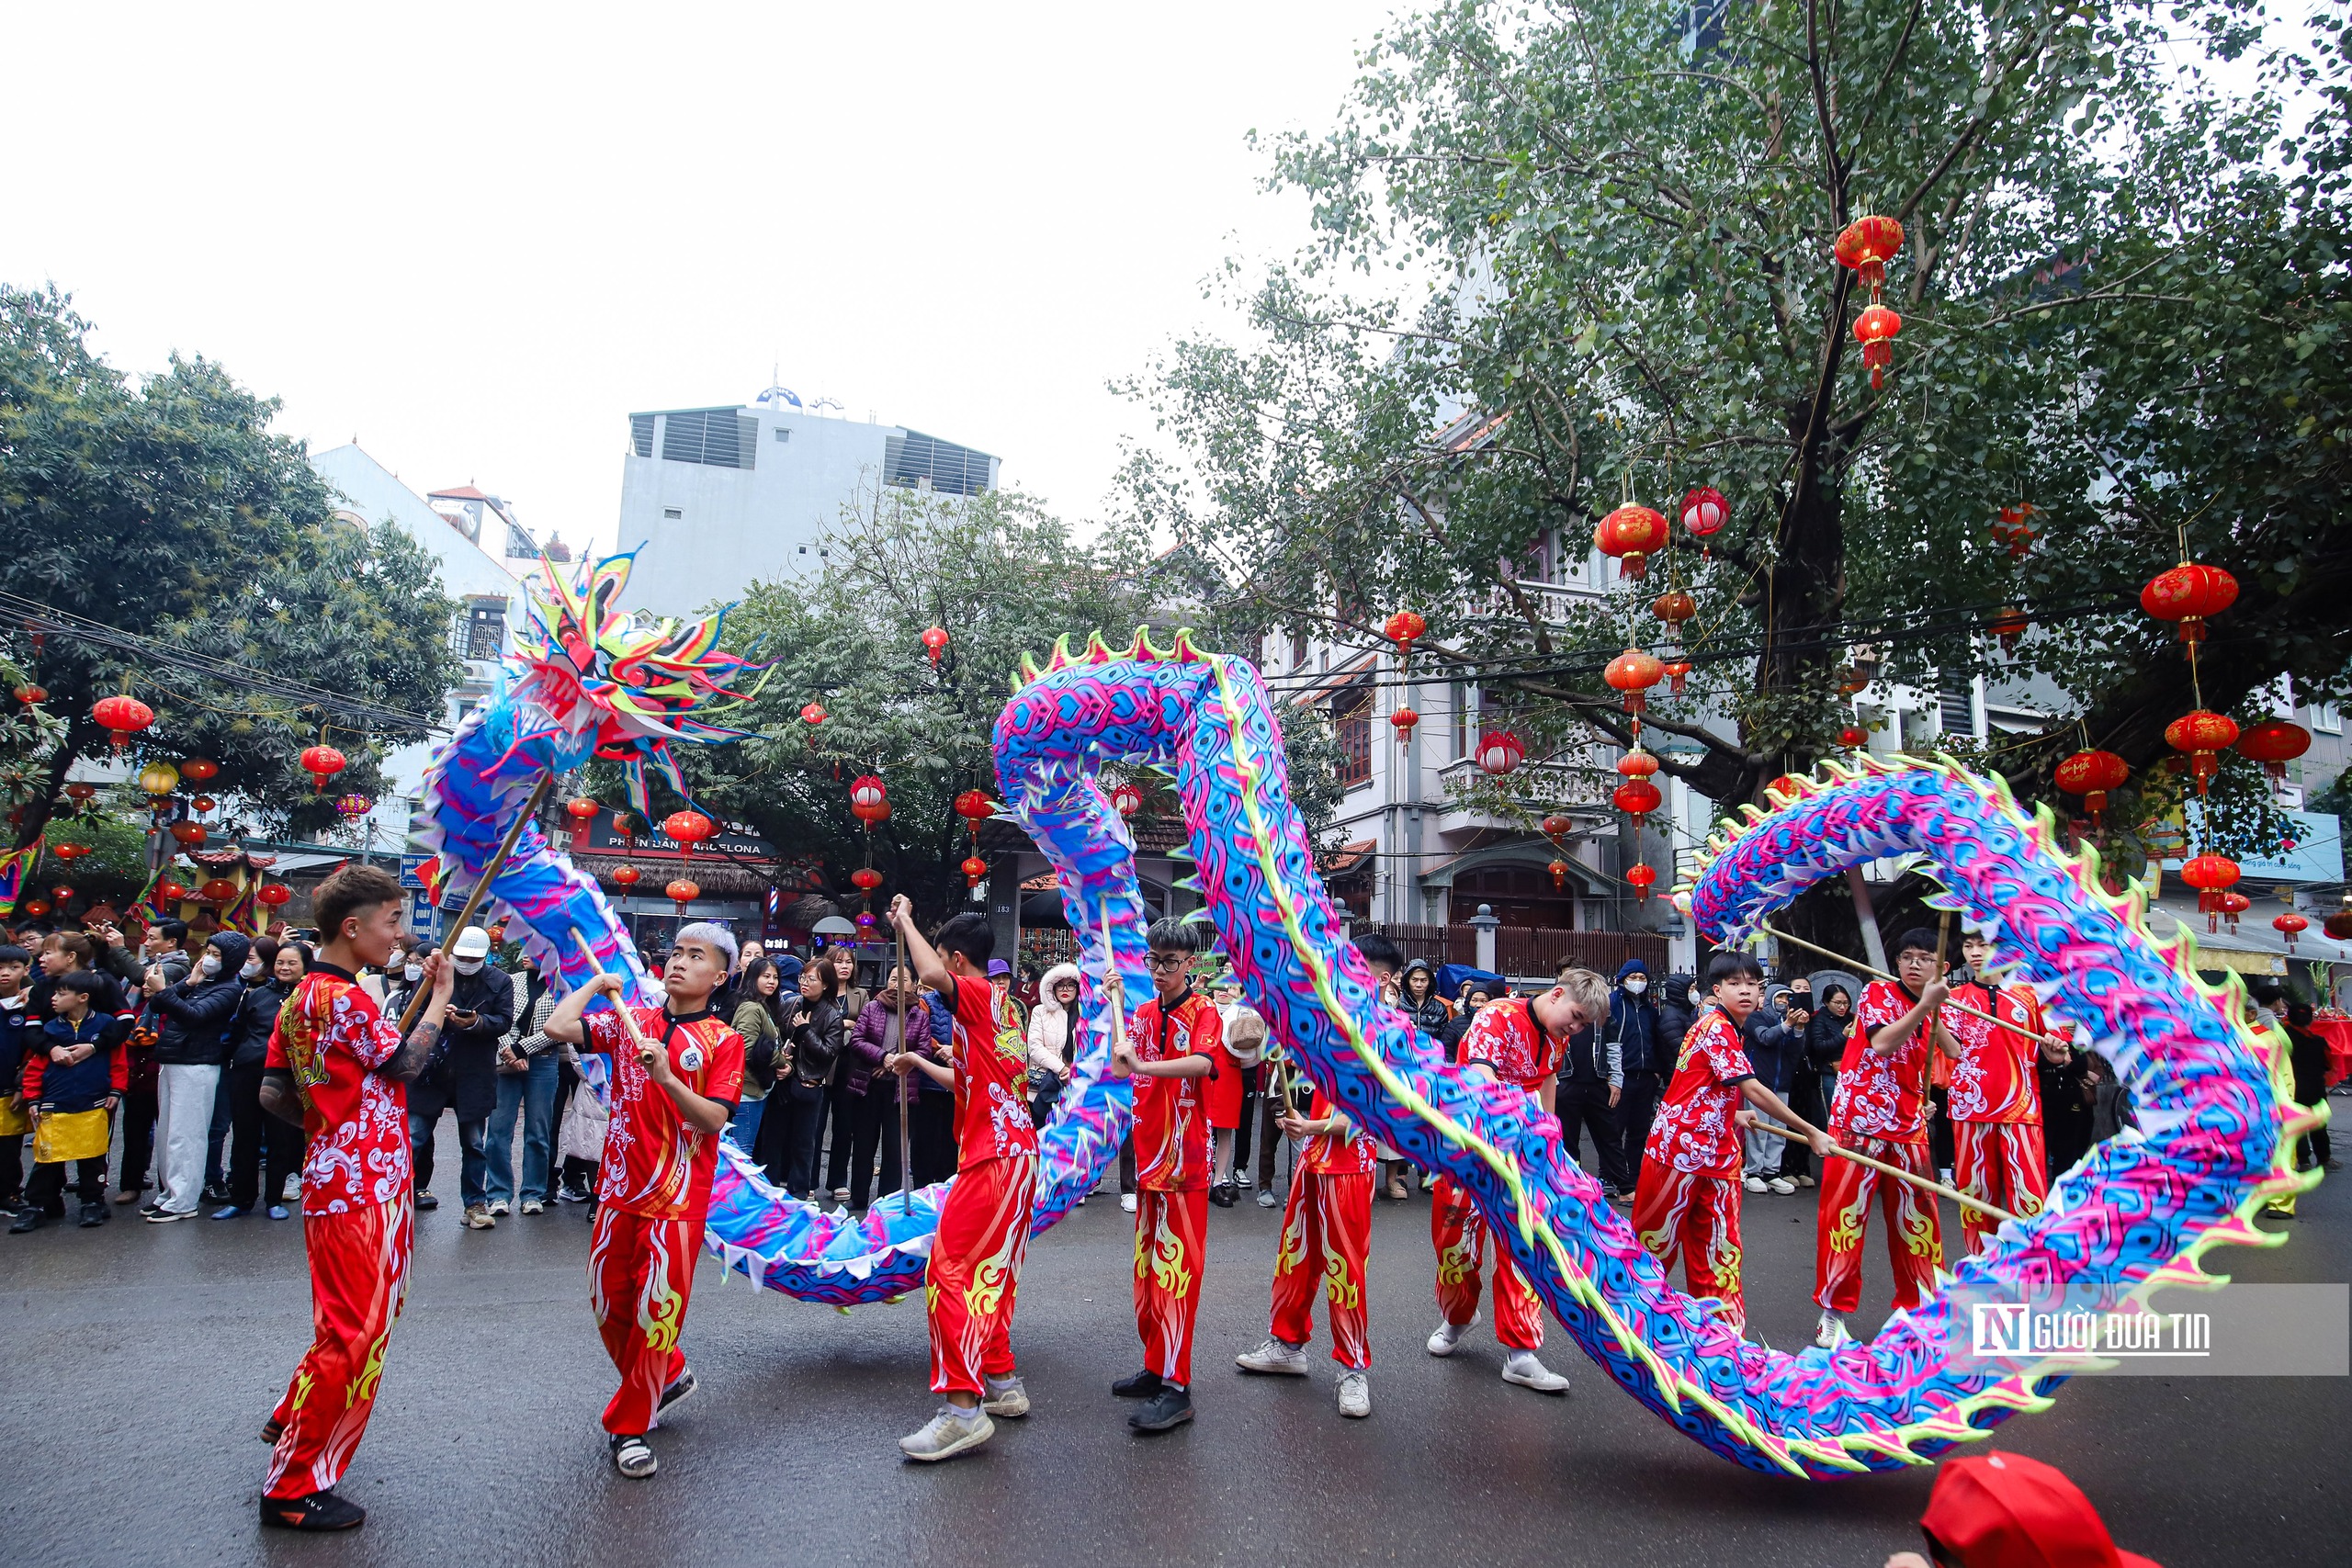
left=216, top=940, right=307, bottom=1221
left=769, top=962, right=844, bottom=1197
left=143, top=931, right=249, bottom=1221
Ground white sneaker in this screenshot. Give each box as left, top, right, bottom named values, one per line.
left=1426, top=1316, right=1475, bottom=1358
left=1767, top=1177, right=1796, bottom=1195
left=1337, top=1370, right=1371, bottom=1418
left=1237, top=1337, right=1310, bottom=1376
left=1235, top=1171, right=1253, bottom=1189
left=899, top=1405, right=993, bottom=1461
left=609, top=1433, right=656, bottom=1477
left=832, top=1187, right=852, bottom=1202
left=1815, top=1310, right=1850, bottom=1348
left=1500, top=1351, right=1569, bottom=1393
left=488, top=1200, right=511, bottom=1217
left=281, top=1175, right=301, bottom=1201
left=521, top=1199, right=545, bottom=1215
left=1119, top=1193, right=1137, bottom=1214
left=980, top=1375, right=1030, bottom=1418
left=1743, top=1175, right=1769, bottom=1193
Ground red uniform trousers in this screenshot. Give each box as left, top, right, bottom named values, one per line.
left=1269, top=1170, right=1372, bottom=1369
left=265, top=1192, right=413, bottom=1500
left=588, top=1204, right=705, bottom=1436
left=927, top=1153, right=1037, bottom=1396
left=1813, top=1134, right=1943, bottom=1314
left=1630, top=1162, right=1745, bottom=1327
left=1134, top=1185, right=1209, bottom=1385
left=1951, top=1121, right=2048, bottom=1256
left=1430, top=1175, right=1544, bottom=1350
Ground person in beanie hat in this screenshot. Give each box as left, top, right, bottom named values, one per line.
left=1885, top=1450, right=2161, bottom=1568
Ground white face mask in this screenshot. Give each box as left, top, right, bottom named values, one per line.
left=455, top=957, right=484, bottom=976
left=1624, top=977, right=1648, bottom=994
left=404, top=963, right=424, bottom=982
left=198, top=954, right=221, bottom=978
left=240, top=959, right=263, bottom=980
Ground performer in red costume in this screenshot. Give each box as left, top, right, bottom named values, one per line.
left=1235, top=1061, right=1377, bottom=1417
left=886, top=897, right=1041, bottom=1462
left=1425, top=968, right=1609, bottom=1393
left=256, top=865, right=456, bottom=1532
left=1942, top=931, right=2049, bottom=1255
left=1106, top=916, right=1222, bottom=1434
left=543, top=922, right=744, bottom=1480
left=1814, top=927, right=1956, bottom=1348
left=1634, top=951, right=1832, bottom=1332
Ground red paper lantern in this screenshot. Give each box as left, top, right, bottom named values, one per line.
left=1475, top=729, right=1524, bottom=777
left=1547, top=859, right=1569, bottom=891
left=1834, top=214, right=1905, bottom=290
left=1384, top=610, right=1427, bottom=659
left=169, top=821, right=208, bottom=847
left=2165, top=710, right=2239, bottom=795
left=155, top=879, right=187, bottom=904
left=178, top=757, right=220, bottom=783
left=1852, top=304, right=1903, bottom=390
left=1662, top=659, right=1692, bottom=695
left=1109, top=781, right=1145, bottom=818
left=299, top=744, right=346, bottom=792
left=50, top=885, right=74, bottom=906
left=921, top=626, right=950, bottom=665
left=2235, top=719, right=2311, bottom=780
left=665, top=877, right=700, bottom=914
left=1594, top=504, right=1670, bottom=580
left=1615, top=750, right=1660, bottom=780
left=52, top=842, right=88, bottom=863
left=2141, top=562, right=2237, bottom=650
left=2324, top=896, right=2352, bottom=942
left=1679, top=487, right=1727, bottom=539
left=1839, top=725, right=1869, bottom=748
left=800, top=702, right=829, bottom=726
left=848, top=775, right=888, bottom=828
left=2054, top=750, right=2130, bottom=827
left=1389, top=705, right=1419, bottom=740
left=255, top=883, right=293, bottom=909
left=961, top=854, right=989, bottom=887
left=192, top=795, right=219, bottom=816
left=1990, top=505, right=2037, bottom=558
left=20, top=899, right=49, bottom=918
left=93, top=694, right=154, bottom=754
left=954, top=789, right=995, bottom=828
left=2216, top=888, right=2252, bottom=932
left=850, top=867, right=883, bottom=892
left=1603, top=649, right=1665, bottom=715
left=1651, top=590, right=1697, bottom=626
left=1765, top=774, right=1805, bottom=803
left=2179, top=852, right=2241, bottom=930
left=1612, top=779, right=1663, bottom=817
left=62, top=782, right=96, bottom=803
left=663, top=809, right=717, bottom=858
left=612, top=864, right=641, bottom=888
left=1626, top=863, right=1657, bottom=901
left=14, top=683, right=46, bottom=708
left=1540, top=814, right=1573, bottom=840
left=1989, top=607, right=2030, bottom=652
left=198, top=878, right=240, bottom=905
left=2275, top=911, right=2309, bottom=951
left=567, top=795, right=602, bottom=821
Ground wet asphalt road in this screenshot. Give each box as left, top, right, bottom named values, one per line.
left=2, top=1125, right=2346, bottom=1568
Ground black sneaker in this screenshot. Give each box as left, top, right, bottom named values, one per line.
left=260, top=1489, right=367, bottom=1530
left=1111, top=1368, right=1163, bottom=1399
left=1128, top=1384, right=1193, bottom=1433
left=1208, top=1182, right=1237, bottom=1209
left=609, top=1432, right=657, bottom=1478
left=657, top=1368, right=697, bottom=1418
left=7, top=1209, right=41, bottom=1235
left=414, top=1190, right=439, bottom=1212
left=77, top=1203, right=108, bottom=1227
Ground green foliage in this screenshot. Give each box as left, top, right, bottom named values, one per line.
left=0, top=286, right=464, bottom=845
left=1124, top=0, right=2350, bottom=838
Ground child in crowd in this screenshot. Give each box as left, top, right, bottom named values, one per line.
left=1632, top=951, right=1832, bottom=1332
left=886, top=898, right=1041, bottom=1461
left=11, top=969, right=124, bottom=1230
left=0, top=943, right=32, bottom=1214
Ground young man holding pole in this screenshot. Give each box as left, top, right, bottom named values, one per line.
left=542, top=923, right=745, bottom=1480
left=1942, top=931, right=2049, bottom=1255
left=885, top=897, right=1040, bottom=1461
left=1632, top=951, right=1832, bottom=1333
left=1813, top=927, right=1955, bottom=1348
left=256, top=865, right=456, bottom=1531
left=1425, top=969, right=1608, bottom=1393
left=1106, top=916, right=1222, bottom=1433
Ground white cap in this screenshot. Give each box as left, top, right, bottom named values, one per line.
left=451, top=925, right=492, bottom=960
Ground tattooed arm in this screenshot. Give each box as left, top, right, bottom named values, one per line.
left=375, top=952, right=458, bottom=1083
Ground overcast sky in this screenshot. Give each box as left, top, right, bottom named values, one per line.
left=5, top=3, right=1402, bottom=557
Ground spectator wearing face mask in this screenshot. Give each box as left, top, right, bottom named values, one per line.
left=202, top=940, right=277, bottom=1203
left=407, top=926, right=514, bottom=1228
left=215, top=938, right=307, bottom=1220
left=141, top=932, right=250, bottom=1222
left=487, top=955, right=562, bottom=1216
left=1606, top=961, right=1666, bottom=1197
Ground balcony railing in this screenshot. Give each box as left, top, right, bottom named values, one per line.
left=1353, top=921, right=1667, bottom=979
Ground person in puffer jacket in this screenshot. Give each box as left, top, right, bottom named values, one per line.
left=141, top=931, right=248, bottom=1221
left=1606, top=959, right=1667, bottom=1196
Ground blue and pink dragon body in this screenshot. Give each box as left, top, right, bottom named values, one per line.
left=416, top=554, right=2310, bottom=1476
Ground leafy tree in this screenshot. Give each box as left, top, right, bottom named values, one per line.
left=1123, top=0, right=2350, bottom=865
left=0, top=286, right=464, bottom=850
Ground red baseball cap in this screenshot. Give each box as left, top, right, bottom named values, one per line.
left=1920, top=1452, right=2162, bottom=1568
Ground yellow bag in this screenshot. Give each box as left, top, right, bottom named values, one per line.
left=33, top=1107, right=109, bottom=1164
left=0, top=1098, right=28, bottom=1138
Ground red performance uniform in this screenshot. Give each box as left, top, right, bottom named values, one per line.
left=1632, top=1010, right=1754, bottom=1325
left=1815, top=979, right=1945, bottom=1315
left=927, top=974, right=1040, bottom=1397
left=1127, top=987, right=1221, bottom=1385
left=582, top=1002, right=744, bottom=1437
left=262, top=964, right=415, bottom=1503
left=1269, top=1084, right=1376, bottom=1368
left=1431, top=998, right=1564, bottom=1351
left=1945, top=979, right=2049, bottom=1255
